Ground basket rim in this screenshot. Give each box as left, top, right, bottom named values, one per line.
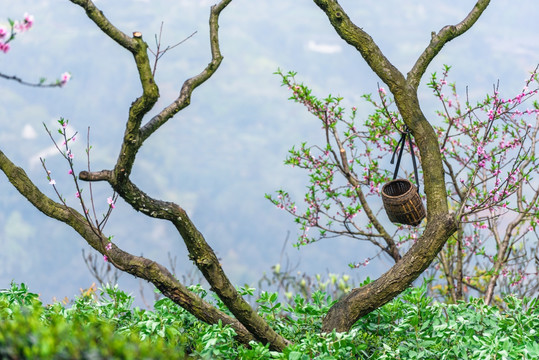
left=381, top=178, right=417, bottom=199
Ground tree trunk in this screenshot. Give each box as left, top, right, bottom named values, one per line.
left=322, top=213, right=456, bottom=332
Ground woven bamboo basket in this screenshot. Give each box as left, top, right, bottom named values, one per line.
left=381, top=179, right=425, bottom=227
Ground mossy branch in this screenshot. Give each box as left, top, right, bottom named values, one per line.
left=69, top=0, right=159, bottom=183
left=0, top=149, right=255, bottom=345
left=81, top=158, right=290, bottom=351
left=312, top=0, right=450, bottom=217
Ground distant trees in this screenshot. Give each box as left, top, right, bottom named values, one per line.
left=1, top=0, right=537, bottom=351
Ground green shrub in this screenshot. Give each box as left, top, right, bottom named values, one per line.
left=1, top=282, right=538, bottom=359
left=0, top=283, right=187, bottom=359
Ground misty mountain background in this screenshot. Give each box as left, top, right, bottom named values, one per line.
left=1, top=0, right=538, bottom=304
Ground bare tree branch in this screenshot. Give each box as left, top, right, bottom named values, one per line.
left=69, top=0, right=160, bottom=183
left=140, top=0, right=231, bottom=141
left=0, top=72, right=65, bottom=88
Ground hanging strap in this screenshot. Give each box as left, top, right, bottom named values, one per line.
left=390, top=127, right=421, bottom=193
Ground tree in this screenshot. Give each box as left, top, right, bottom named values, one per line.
left=268, top=1, right=539, bottom=309
left=271, top=63, right=539, bottom=307
left=1, top=0, right=535, bottom=351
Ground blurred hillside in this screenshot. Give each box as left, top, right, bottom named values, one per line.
left=1, top=0, right=538, bottom=304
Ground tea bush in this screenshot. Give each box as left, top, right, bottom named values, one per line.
left=1, top=282, right=538, bottom=359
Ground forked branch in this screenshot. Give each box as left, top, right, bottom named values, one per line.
left=74, top=0, right=289, bottom=351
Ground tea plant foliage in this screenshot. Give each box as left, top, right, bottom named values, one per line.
left=1, top=0, right=538, bottom=353
left=1, top=282, right=539, bottom=359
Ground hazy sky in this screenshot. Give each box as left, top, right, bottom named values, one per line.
left=2, top=1, right=538, bottom=304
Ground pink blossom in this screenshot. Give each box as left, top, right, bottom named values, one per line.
left=0, top=42, right=10, bottom=54
left=13, top=13, right=34, bottom=33
left=103, top=255, right=108, bottom=262
left=477, top=145, right=485, bottom=156
left=379, top=87, right=386, bottom=95
left=24, top=13, right=34, bottom=27
left=68, top=169, right=73, bottom=175
left=473, top=222, right=487, bottom=229
left=107, top=196, right=115, bottom=209
left=75, top=191, right=80, bottom=198
left=12, top=22, right=21, bottom=33
left=105, top=242, right=112, bottom=250
left=0, top=27, right=6, bottom=39
left=60, top=72, right=71, bottom=86
left=49, top=179, right=56, bottom=185
left=369, top=181, right=379, bottom=194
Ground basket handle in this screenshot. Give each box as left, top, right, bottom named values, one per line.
left=390, top=127, right=421, bottom=193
